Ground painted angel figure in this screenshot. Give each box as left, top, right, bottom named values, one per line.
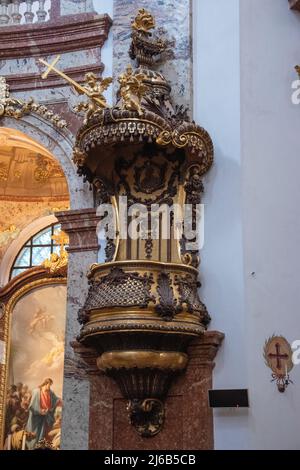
left=118, top=65, right=147, bottom=116
left=74, top=72, right=112, bottom=123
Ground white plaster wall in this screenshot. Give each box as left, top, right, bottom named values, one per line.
left=240, top=0, right=300, bottom=450
left=195, top=0, right=300, bottom=450
left=193, top=0, right=249, bottom=450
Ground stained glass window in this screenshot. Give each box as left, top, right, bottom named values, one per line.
left=10, top=224, right=62, bottom=280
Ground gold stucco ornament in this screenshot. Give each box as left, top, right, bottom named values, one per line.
left=0, top=76, right=66, bottom=128
left=39, top=55, right=112, bottom=124
left=263, top=335, right=294, bottom=393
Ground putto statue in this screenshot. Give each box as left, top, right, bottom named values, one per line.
left=42, top=230, right=68, bottom=277
left=74, top=72, right=113, bottom=123
left=118, top=65, right=147, bottom=116
left=130, top=9, right=167, bottom=66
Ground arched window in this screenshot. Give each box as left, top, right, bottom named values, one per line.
left=10, top=223, right=62, bottom=280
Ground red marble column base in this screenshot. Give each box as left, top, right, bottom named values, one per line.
left=74, top=331, right=224, bottom=450
left=55, top=209, right=100, bottom=253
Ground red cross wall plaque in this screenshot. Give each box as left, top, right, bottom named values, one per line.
left=263, top=335, right=294, bottom=393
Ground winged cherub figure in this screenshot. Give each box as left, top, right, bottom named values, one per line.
left=74, top=72, right=113, bottom=123
left=118, top=65, right=147, bottom=116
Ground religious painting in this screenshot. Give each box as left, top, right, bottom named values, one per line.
left=3, top=284, right=66, bottom=450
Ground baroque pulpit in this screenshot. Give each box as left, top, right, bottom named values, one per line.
left=62, top=9, right=223, bottom=449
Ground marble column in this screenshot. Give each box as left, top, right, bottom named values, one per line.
left=112, top=0, right=193, bottom=113
left=56, top=209, right=100, bottom=450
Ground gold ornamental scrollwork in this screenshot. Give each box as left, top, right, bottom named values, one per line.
left=38, top=55, right=113, bottom=124
left=0, top=76, right=67, bottom=128
left=263, top=335, right=294, bottom=393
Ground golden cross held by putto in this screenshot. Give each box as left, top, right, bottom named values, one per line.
left=38, top=55, right=113, bottom=112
